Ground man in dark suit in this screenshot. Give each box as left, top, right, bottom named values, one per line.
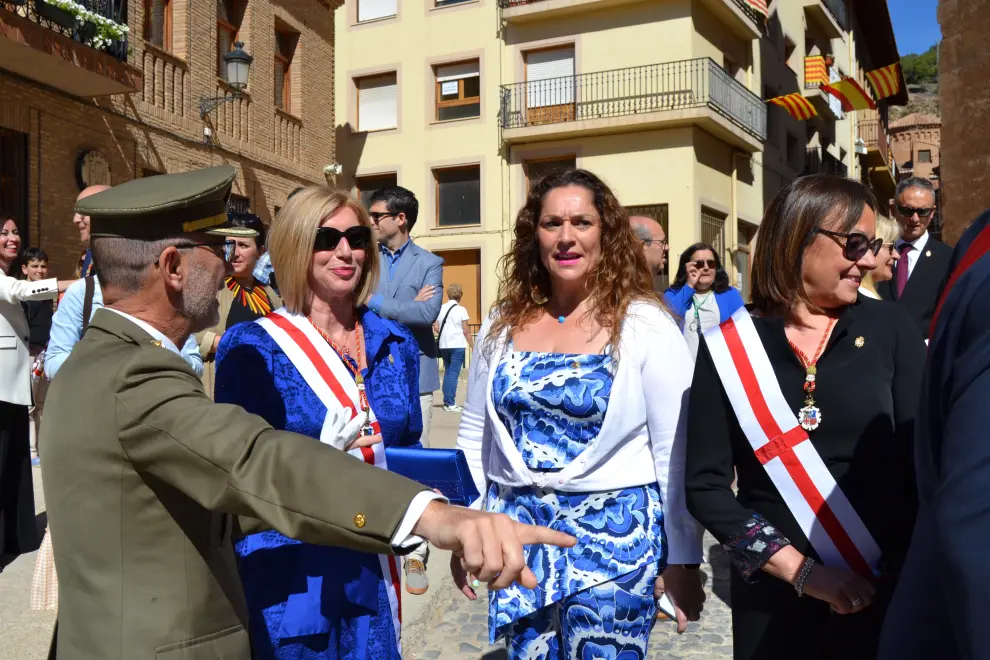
left=366, top=185, right=444, bottom=595
left=876, top=177, right=951, bottom=340
left=878, top=209, right=990, bottom=660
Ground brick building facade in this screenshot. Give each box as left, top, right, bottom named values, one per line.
left=890, top=113, right=941, bottom=182
left=938, top=0, right=990, bottom=243
left=0, top=0, right=339, bottom=276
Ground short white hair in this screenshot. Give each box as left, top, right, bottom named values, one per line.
left=91, top=236, right=187, bottom=292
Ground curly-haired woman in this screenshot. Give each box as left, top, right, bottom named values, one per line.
left=663, top=242, right=745, bottom=360
left=454, top=169, right=705, bottom=659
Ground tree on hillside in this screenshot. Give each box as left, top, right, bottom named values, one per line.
left=902, top=45, right=938, bottom=85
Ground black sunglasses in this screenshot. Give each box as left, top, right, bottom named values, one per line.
left=693, top=259, right=717, bottom=270
left=314, top=226, right=373, bottom=252
left=368, top=212, right=397, bottom=225
left=895, top=204, right=934, bottom=219
left=815, top=228, right=882, bottom=261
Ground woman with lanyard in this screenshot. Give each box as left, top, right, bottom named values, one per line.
left=684, top=176, right=925, bottom=659
left=663, top=242, right=744, bottom=360
left=214, top=187, right=422, bottom=660
left=196, top=212, right=280, bottom=398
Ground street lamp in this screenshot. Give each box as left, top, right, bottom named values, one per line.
left=199, top=42, right=254, bottom=118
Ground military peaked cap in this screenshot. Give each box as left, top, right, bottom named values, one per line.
left=78, top=165, right=256, bottom=239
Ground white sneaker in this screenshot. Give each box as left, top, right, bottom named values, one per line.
left=443, top=404, right=463, bottom=413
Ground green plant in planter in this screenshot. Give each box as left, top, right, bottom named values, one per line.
left=39, top=0, right=129, bottom=48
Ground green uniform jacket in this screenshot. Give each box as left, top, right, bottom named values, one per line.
left=39, top=309, right=428, bottom=659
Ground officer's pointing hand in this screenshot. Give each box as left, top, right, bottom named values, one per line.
left=412, top=501, right=576, bottom=591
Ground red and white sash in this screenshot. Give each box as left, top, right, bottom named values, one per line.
left=705, top=308, right=881, bottom=578
left=256, top=308, right=403, bottom=643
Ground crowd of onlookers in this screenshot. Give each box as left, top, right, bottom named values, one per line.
left=0, top=169, right=952, bottom=660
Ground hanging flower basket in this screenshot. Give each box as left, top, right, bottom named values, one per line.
left=34, top=0, right=76, bottom=30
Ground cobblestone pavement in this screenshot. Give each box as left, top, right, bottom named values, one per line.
left=402, top=534, right=734, bottom=660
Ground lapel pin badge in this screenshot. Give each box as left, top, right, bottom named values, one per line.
left=926, top=250, right=932, bottom=257
left=854, top=336, right=865, bottom=348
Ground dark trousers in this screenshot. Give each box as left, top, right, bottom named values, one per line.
left=439, top=348, right=465, bottom=407
left=730, top=567, right=894, bottom=660
left=0, top=401, right=39, bottom=557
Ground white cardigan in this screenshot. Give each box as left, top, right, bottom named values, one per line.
left=455, top=300, right=704, bottom=564
left=0, top=271, right=58, bottom=406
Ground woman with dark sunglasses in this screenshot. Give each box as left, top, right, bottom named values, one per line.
left=684, top=175, right=926, bottom=659
left=663, top=242, right=745, bottom=360
left=213, top=187, right=423, bottom=660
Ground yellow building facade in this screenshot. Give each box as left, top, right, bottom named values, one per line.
left=335, top=0, right=767, bottom=320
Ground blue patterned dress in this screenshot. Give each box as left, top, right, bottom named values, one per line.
left=487, top=349, right=666, bottom=660
left=214, top=308, right=422, bottom=660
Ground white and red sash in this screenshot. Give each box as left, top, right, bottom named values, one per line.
left=255, top=308, right=403, bottom=643
left=705, top=308, right=881, bottom=578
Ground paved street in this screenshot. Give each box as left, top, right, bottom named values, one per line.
left=0, top=395, right=733, bottom=659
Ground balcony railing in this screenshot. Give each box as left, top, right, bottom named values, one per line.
left=1, top=0, right=128, bottom=61
left=498, top=57, right=766, bottom=141
left=805, top=147, right=848, bottom=177
left=803, top=56, right=844, bottom=119
left=858, top=119, right=892, bottom=168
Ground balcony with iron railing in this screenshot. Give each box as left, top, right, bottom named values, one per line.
left=498, top=0, right=762, bottom=38
left=804, top=0, right=846, bottom=39
left=858, top=118, right=896, bottom=193
left=804, top=147, right=848, bottom=177
left=0, top=0, right=141, bottom=96
left=499, top=57, right=766, bottom=152
left=803, top=55, right=844, bottom=120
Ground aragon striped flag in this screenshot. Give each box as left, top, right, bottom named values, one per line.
left=820, top=77, right=877, bottom=112
left=745, top=0, right=769, bottom=19
left=866, top=63, right=903, bottom=100
left=768, top=93, right=817, bottom=121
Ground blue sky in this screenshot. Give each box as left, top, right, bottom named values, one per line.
left=889, top=0, right=940, bottom=56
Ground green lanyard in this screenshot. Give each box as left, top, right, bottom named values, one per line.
left=691, top=292, right=714, bottom=334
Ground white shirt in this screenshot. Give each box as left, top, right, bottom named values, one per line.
left=438, top=301, right=470, bottom=350
left=455, top=300, right=704, bottom=564
left=103, top=308, right=442, bottom=550
left=683, top=292, right=720, bottom=361
left=896, top=230, right=930, bottom=280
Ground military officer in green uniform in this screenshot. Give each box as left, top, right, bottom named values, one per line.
left=39, top=166, right=573, bottom=660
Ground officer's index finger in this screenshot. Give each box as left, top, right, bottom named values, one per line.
left=513, top=523, right=576, bottom=548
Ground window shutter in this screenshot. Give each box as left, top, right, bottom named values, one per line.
left=358, top=76, right=397, bottom=132
left=274, top=60, right=285, bottom=109
left=526, top=47, right=574, bottom=108
left=436, top=61, right=480, bottom=83
left=358, top=0, right=397, bottom=22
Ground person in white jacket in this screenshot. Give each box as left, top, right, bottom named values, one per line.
left=0, top=218, right=73, bottom=559
left=453, top=170, right=705, bottom=659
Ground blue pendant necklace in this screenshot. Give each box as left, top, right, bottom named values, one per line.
left=557, top=315, right=565, bottom=324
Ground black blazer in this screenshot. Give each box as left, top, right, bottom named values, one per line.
left=685, top=298, right=926, bottom=574
left=876, top=237, right=952, bottom=339
left=878, top=213, right=990, bottom=660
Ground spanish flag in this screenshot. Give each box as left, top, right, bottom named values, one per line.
left=866, top=63, right=903, bottom=100
left=820, top=77, right=876, bottom=112
left=745, top=0, right=769, bottom=19
left=768, top=93, right=817, bottom=120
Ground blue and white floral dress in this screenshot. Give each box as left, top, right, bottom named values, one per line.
left=486, top=348, right=666, bottom=660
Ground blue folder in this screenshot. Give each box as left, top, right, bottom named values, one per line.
left=384, top=447, right=480, bottom=507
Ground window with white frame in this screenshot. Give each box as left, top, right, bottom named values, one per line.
left=435, top=60, right=480, bottom=121
left=357, top=0, right=396, bottom=22
left=356, top=73, right=398, bottom=132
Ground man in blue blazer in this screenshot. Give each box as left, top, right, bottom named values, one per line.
left=878, top=209, right=990, bottom=660
left=367, top=186, right=443, bottom=595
